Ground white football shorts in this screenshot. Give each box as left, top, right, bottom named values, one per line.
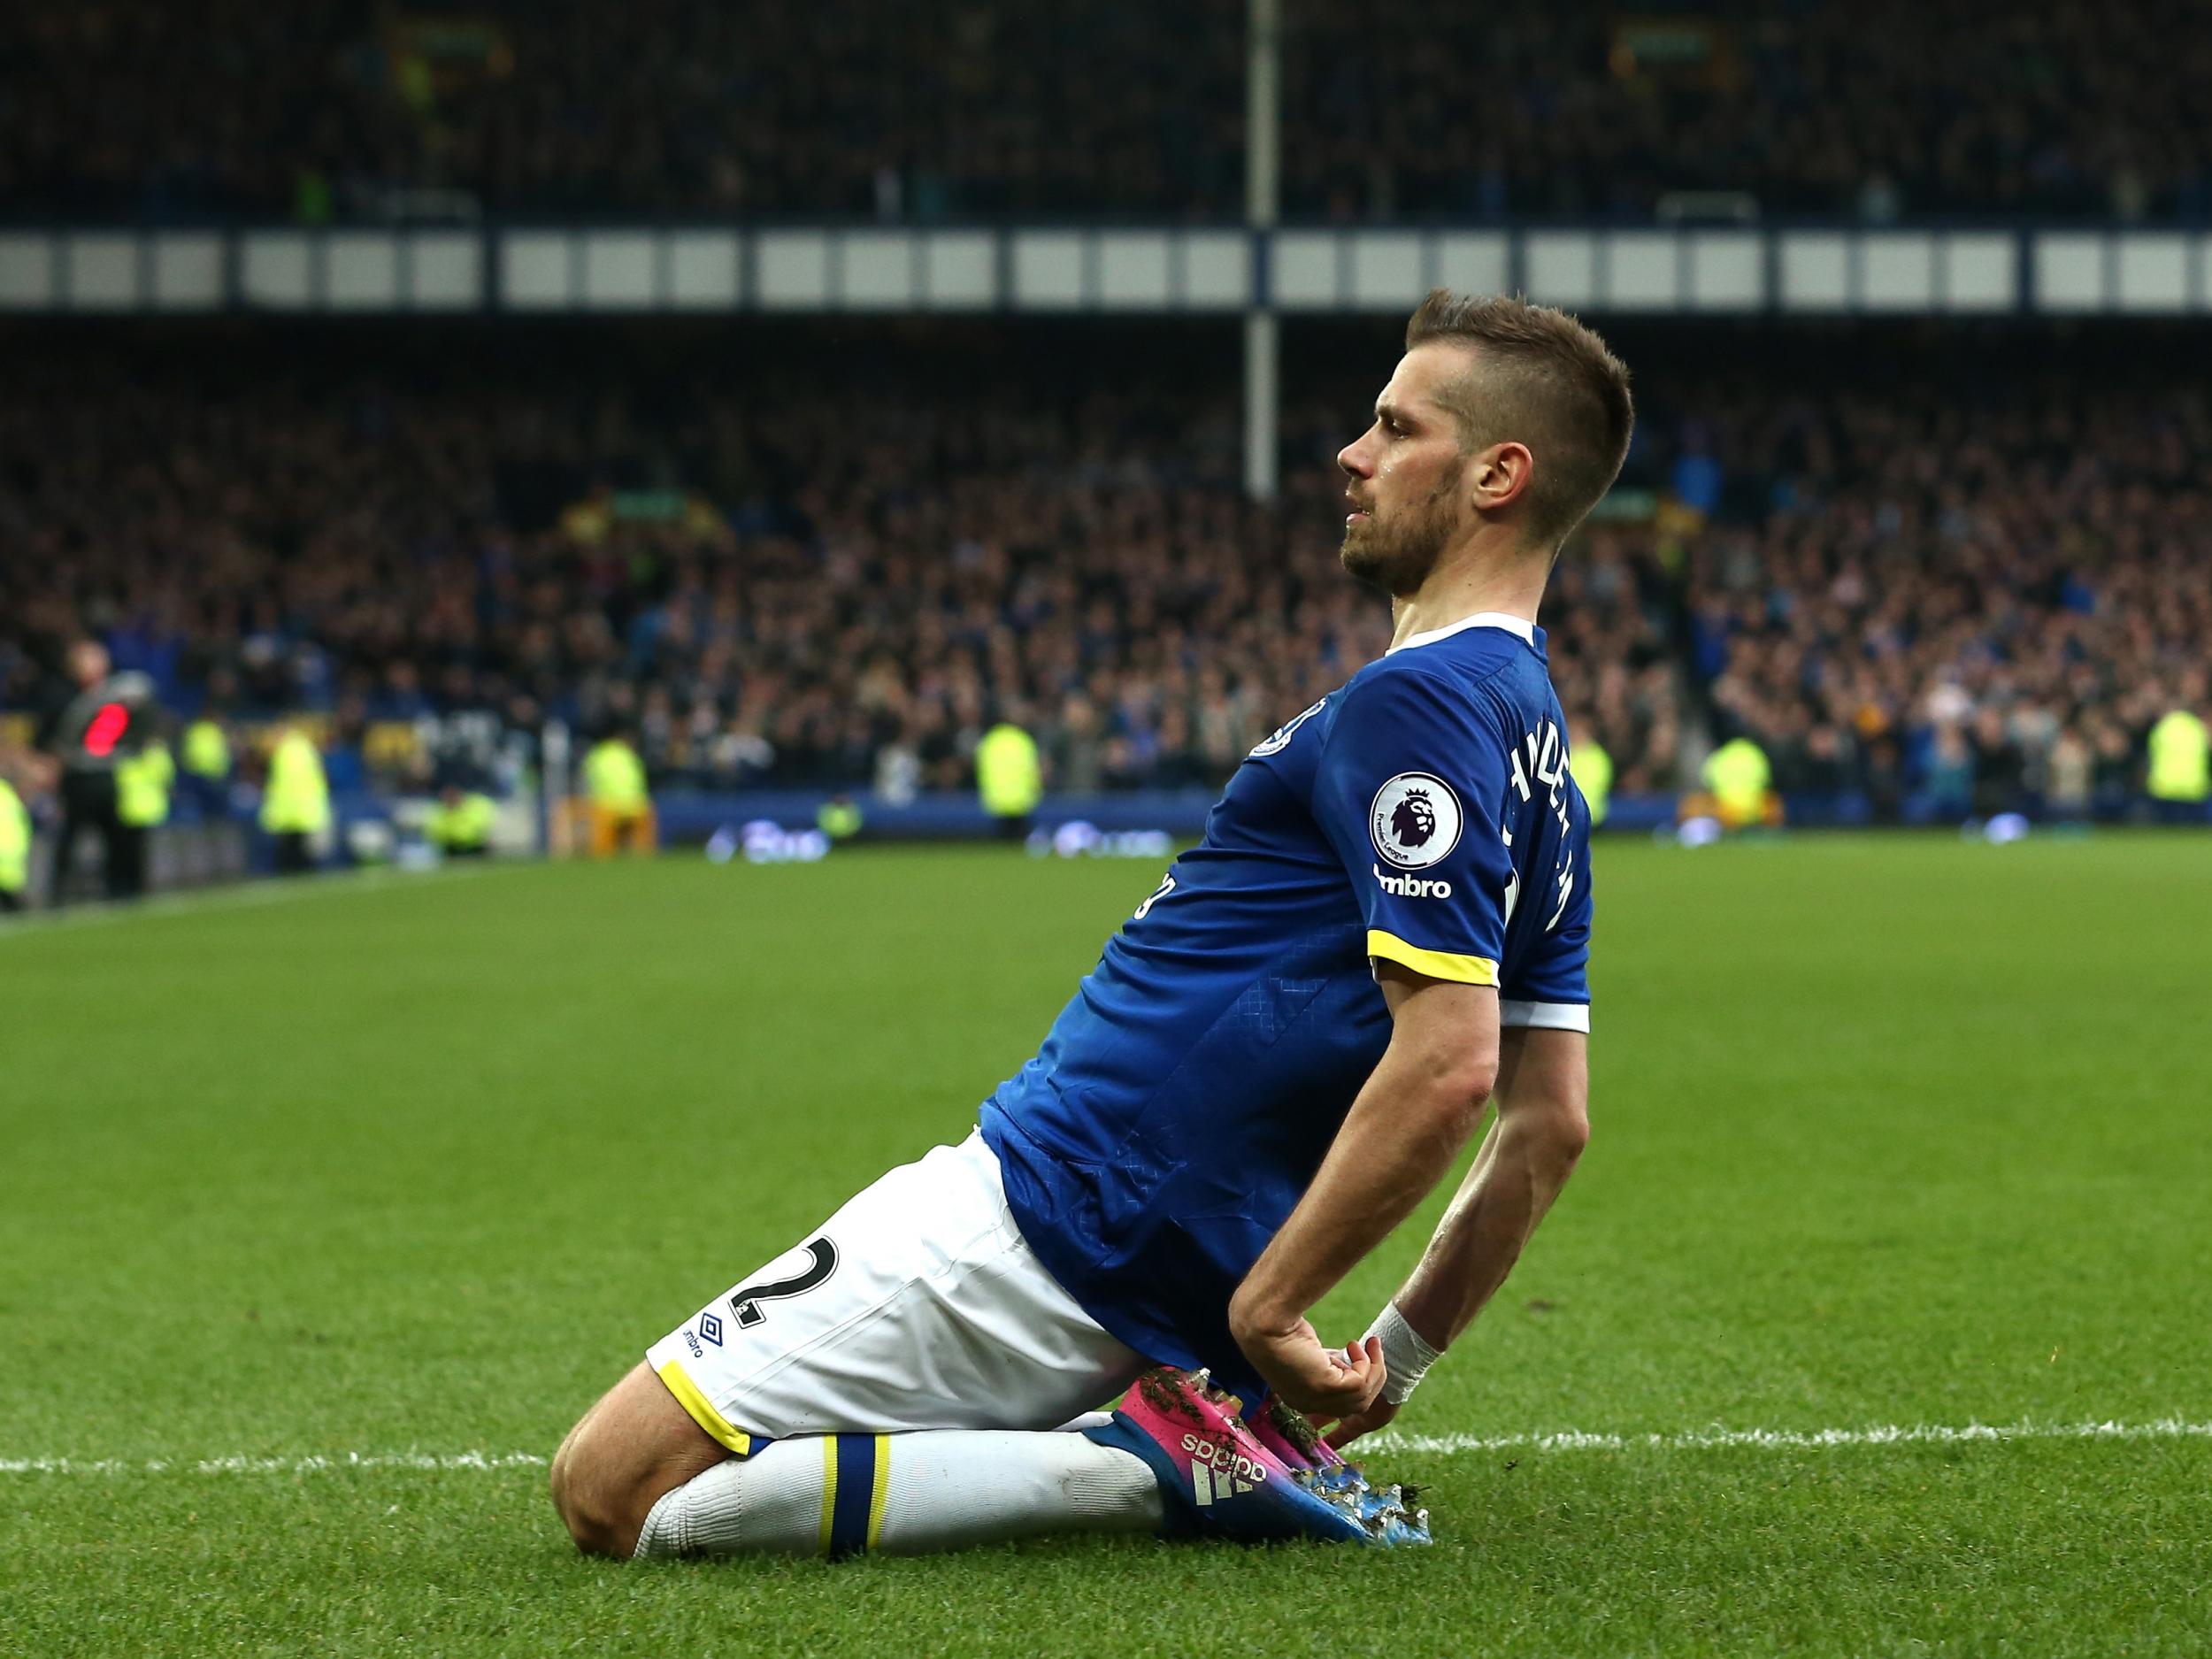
left=645, top=1130, right=1146, bottom=1455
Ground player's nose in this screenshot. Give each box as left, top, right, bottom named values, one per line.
left=1338, top=434, right=1373, bottom=478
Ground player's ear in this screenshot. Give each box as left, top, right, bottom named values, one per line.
left=1467, top=441, right=1534, bottom=516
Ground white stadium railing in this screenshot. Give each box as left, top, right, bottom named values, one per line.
left=4, top=224, right=2209, bottom=319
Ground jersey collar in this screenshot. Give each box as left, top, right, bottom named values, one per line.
left=1385, top=611, right=1537, bottom=655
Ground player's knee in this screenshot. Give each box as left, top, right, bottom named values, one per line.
left=1506, top=1093, right=1588, bottom=1171
left=549, top=1417, right=634, bottom=1558
left=549, top=1363, right=724, bottom=1560
left=1547, top=1101, right=1591, bottom=1167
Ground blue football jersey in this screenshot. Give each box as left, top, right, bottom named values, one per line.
left=979, top=612, right=1593, bottom=1398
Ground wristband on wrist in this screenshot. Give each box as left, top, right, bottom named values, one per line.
left=1363, top=1301, right=1443, bottom=1407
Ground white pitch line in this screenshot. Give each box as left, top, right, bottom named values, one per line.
left=0, top=1451, right=550, bottom=1476
left=1371, top=1417, right=2212, bottom=1455
left=4, top=1419, right=2208, bottom=1475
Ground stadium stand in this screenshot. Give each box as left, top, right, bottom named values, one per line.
left=4, top=320, right=2205, bottom=828
left=7, top=2, right=2208, bottom=224
left=0, top=1, right=1245, bottom=222
left=0, top=322, right=1666, bottom=803
left=1282, top=0, right=2212, bottom=222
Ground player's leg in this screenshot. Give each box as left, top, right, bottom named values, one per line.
left=552, top=1364, right=1156, bottom=1561
left=109, top=820, right=147, bottom=899
left=552, top=1132, right=1164, bottom=1560
left=549, top=1360, right=726, bottom=1557
left=548, top=1355, right=1156, bottom=1563
left=627, top=1422, right=1162, bottom=1560
left=50, top=795, right=90, bottom=907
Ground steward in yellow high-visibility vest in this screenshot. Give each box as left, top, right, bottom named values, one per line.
left=2146, top=709, right=2209, bottom=817
left=0, top=773, right=29, bottom=913
left=106, top=739, right=173, bottom=898
left=976, top=721, right=1042, bottom=840
left=261, top=726, right=331, bottom=875
left=182, top=718, right=230, bottom=782
left=1571, top=737, right=1614, bottom=828
left=427, top=787, right=497, bottom=857
left=1701, top=735, right=1777, bottom=831
left=116, top=741, right=173, bottom=829
left=582, top=733, right=654, bottom=857
left=817, top=795, right=864, bottom=841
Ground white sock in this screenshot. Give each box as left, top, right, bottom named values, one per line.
left=634, top=1429, right=1163, bottom=1559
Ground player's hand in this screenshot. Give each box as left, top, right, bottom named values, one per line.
left=1319, top=1393, right=1400, bottom=1451
left=1234, top=1317, right=1386, bottom=1421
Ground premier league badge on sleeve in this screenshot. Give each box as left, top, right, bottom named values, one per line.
left=1370, top=772, right=1463, bottom=869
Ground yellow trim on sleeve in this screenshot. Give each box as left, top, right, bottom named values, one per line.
left=1366, top=929, right=1500, bottom=987
left=653, top=1359, right=754, bottom=1457
left=867, top=1433, right=891, bottom=1548
left=818, top=1436, right=841, bottom=1558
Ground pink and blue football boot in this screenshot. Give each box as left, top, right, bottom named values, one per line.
left=1248, top=1394, right=1432, bottom=1546
left=1084, top=1368, right=1431, bottom=1546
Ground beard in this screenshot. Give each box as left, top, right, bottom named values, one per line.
left=1340, top=473, right=1462, bottom=596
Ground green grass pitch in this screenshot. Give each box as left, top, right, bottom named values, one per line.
left=4, top=835, right=2208, bottom=1657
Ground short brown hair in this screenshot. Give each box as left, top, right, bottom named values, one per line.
left=1404, top=289, right=1634, bottom=550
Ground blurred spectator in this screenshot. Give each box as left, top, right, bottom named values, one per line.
left=1699, top=733, right=1778, bottom=832
left=180, top=708, right=232, bottom=816
left=33, top=638, right=161, bottom=902
left=1564, top=710, right=1612, bottom=828
left=427, top=784, right=497, bottom=857
left=2145, top=679, right=2210, bottom=824
left=583, top=726, right=655, bottom=856
left=113, top=733, right=174, bottom=888
left=0, top=740, right=33, bottom=912
left=976, top=708, right=1043, bottom=840
left=260, top=721, right=330, bottom=874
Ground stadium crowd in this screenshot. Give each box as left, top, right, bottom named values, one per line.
left=0, top=326, right=1681, bottom=803
left=7, top=1, right=2208, bottom=225
left=1675, top=370, right=2212, bottom=820
left=3, top=326, right=2206, bottom=822
left=1284, top=1, right=2212, bottom=222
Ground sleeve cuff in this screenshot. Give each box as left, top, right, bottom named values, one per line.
left=1499, top=999, right=1591, bottom=1033
left=653, top=1359, right=757, bottom=1456
left=1366, top=929, right=1499, bottom=987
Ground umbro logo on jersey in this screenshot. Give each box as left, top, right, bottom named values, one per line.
left=1374, top=863, right=1453, bottom=899
left=1370, top=772, right=1463, bottom=869
left=1179, top=1432, right=1268, bottom=1505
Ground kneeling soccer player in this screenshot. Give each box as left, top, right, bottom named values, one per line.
left=551, top=290, right=1627, bottom=1559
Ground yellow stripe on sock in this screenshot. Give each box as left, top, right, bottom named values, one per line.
left=818, top=1435, right=840, bottom=1558
left=866, top=1433, right=891, bottom=1549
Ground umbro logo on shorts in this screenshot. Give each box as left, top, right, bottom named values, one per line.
left=699, top=1313, right=725, bottom=1347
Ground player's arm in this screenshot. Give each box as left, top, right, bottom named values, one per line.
left=1322, top=1023, right=1588, bottom=1448
left=1226, top=963, right=1498, bottom=1419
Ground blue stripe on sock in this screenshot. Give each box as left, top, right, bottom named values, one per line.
left=828, top=1434, right=877, bottom=1560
